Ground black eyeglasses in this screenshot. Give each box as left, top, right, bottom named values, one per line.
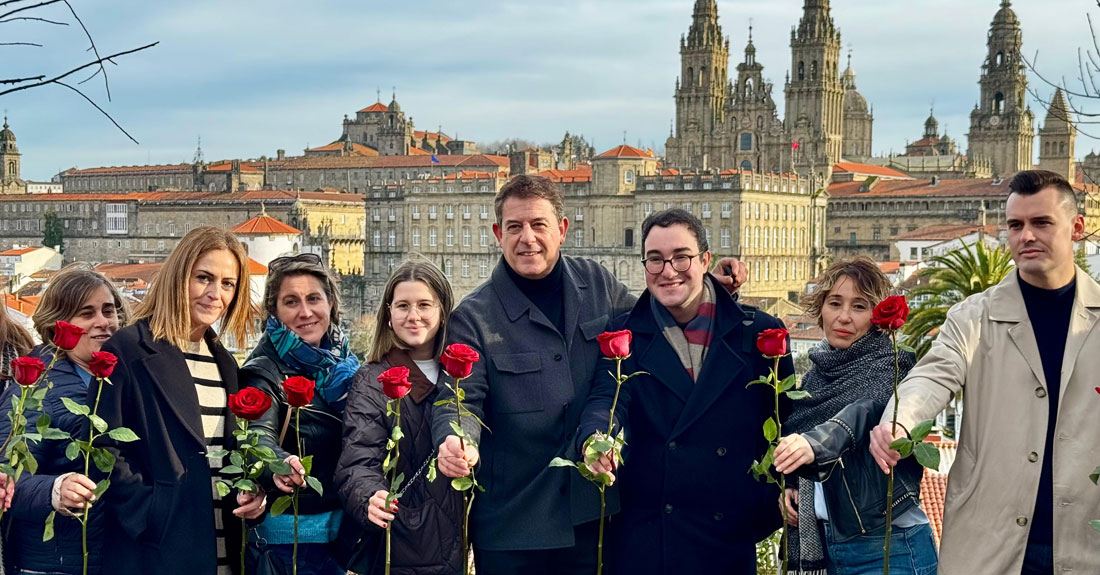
left=641, top=253, right=700, bottom=274
left=269, top=253, right=324, bottom=270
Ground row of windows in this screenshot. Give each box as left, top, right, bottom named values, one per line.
left=832, top=200, right=1007, bottom=213
left=742, top=226, right=808, bottom=251
left=66, top=176, right=190, bottom=190
left=750, top=258, right=807, bottom=284
left=641, top=202, right=734, bottom=219
left=744, top=202, right=806, bottom=222
left=369, top=255, right=493, bottom=280
left=4, top=202, right=100, bottom=214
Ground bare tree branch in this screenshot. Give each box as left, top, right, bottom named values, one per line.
left=54, top=80, right=138, bottom=144
left=0, top=41, right=157, bottom=97
left=0, top=0, right=37, bottom=8
left=0, top=0, right=63, bottom=22
left=0, top=74, right=45, bottom=85
left=62, top=0, right=109, bottom=100
left=0, top=16, right=66, bottom=24
left=0, top=41, right=40, bottom=46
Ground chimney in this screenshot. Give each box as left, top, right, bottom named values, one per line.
left=930, top=175, right=939, bottom=186
left=277, top=149, right=286, bottom=161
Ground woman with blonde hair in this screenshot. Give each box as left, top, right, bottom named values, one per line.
left=0, top=264, right=128, bottom=575
left=335, top=258, right=464, bottom=574
left=772, top=257, right=936, bottom=575
left=94, top=226, right=266, bottom=575
left=239, top=252, right=361, bottom=574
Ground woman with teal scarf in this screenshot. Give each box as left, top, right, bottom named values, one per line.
left=240, top=253, right=361, bottom=574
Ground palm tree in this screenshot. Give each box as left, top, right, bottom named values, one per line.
left=903, top=241, right=1015, bottom=359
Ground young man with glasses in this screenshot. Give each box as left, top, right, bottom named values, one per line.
left=577, top=208, right=792, bottom=574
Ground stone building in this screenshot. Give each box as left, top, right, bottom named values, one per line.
left=1037, top=88, right=1076, bottom=182
left=966, top=0, right=1035, bottom=178
left=0, top=189, right=366, bottom=273
left=1, top=117, right=26, bottom=195
left=337, top=95, right=477, bottom=157
left=841, top=56, right=874, bottom=162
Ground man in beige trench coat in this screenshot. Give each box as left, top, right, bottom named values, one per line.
left=870, top=169, right=1100, bottom=575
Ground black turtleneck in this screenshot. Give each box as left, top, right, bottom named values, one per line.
left=1018, top=271, right=1076, bottom=551
left=504, top=257, right=565, bottom=334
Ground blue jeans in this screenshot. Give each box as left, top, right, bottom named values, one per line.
left=823, top=522, right=938, bottom=575
left=268, top=543, right=346, bottom=575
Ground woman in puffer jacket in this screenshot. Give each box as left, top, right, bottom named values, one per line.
left=334, top=258, right=464, bottom=575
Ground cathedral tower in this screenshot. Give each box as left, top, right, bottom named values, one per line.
left=666, top=0, right=729, bottom=168
left=1038, top=88, right=1076, bottom=182
left=966, top=0, right=1034, bottom=177
left=841, top=54, right=873, bottom=162
left=785, top=0, right=844, bottom=180
left=0, top=116, right=25, bottom=195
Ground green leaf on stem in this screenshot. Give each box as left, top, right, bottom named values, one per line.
left=390, top=472, right=405, bottom=495
left=253, top=446, right=278, bottom=461
left=779, top=375, right=798, bottom=393
left=43, top=511, right=55, bottom=542
left=1090, top=466, right=1100, bottom=485
left=235, top=479, right=256, bottom=492
left=451, top=476, right=474, bottom=492
left=588, top=438, right=614, bottom=454
left=216, top=481, right=231, bottom=498
left=64, top=441, right=81, bottom=461
left=889, top=437, right=914, bottom=459
left=391, top=425, right=404, bottom=442
left=60, top=396, right=90, bottom=416
left=305, top=475, right=324, bottom=496
left=909, top=419, right=935, bottom=443
left=268, top=460, right=292, bottom=476
left=208, top=449, right=230, bottom=459
left=449, top=421, right=466, bottom=438
left=898, top=344, right=917, bottom=355
left=382, top=453, right=394, bottom=473
left=89, top=415, right=108, bottom=433
left=433, top=399, right=452, bottom=407
left=427, top=459, right=438, bottom=483
left=549, top=457, right=577, bottom=468
left=92, top=478, right=111, bottom=498
left=42, top=427, right=71, bottom=441
left=20, top=447, right=38, bottom=474
left=221, top=465, right=244, bottom=476
left=270, top=495, right=293, bottom=517
left=763, top=417, right=778, bottom=442
left=301, top=455, right=313, bottom=475
left=456, top=387, right=466, bottom=402
left=22, top=432, right=42, bottom=443
left=229, top=451, right=244, bottom=467
left=91, top=448, right=116, bottom=473
left=107, top=428, right=139, bottom=442
left=36, top=412, right=51, bottom=435
left=785, top=390, right=811, bottom=400
left=912, top=442, right=941, bottom=471
left=32, top=386, right=49, bottom=402
left=745, top=377, right=770, bottom=388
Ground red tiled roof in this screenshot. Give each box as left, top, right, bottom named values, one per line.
left=433, top=171, right=497, bottom=181
left=878, top=261, right=901, bottom=274
left=0, top=189, right=363, bottom=204
left=661, top=168, right=681, bottom=176
left=597, top=144, right=653, bottom=158
left=0, top=247, right=38, bottom=257
left=3, top=293, right=37, bottom=316
left=305, top=142, right=379, bottom=157
left=919, top=440, right=957, bottom=548
left=833, top=162, right=912, bottom=179
left=64, top=163, right=192, bottom=176
left=206, top=161, right=262, bottom=173
left=247, top=258, right=268, bottom=275
left=413, top=130, right=452, bottom=144
left=537, top=167, right=593, bottom=183
left=893, top=223, right=1000, bottom=241
left=407, top=146, right=430, bottom=156
left=230, top=215, right=301, bottom=235
left=788, top=326, right=825, bottom=340
left=258, top=153, right=509, bottom=170
left=829, top=178, right=1015, bottom=198
left=95, top=262, right=164, bottom=284
left=908, top=137, right=940, bottom=148
left=358, top=102, right=388, bottom=113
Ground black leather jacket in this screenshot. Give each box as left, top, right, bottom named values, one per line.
left=239, top=335, right=346, bottom=516
left=793, top=397, right=925, bottom=543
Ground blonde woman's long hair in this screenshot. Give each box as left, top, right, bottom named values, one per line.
left=367, top=257, right=454, bottom=364
left=133, top=226, right=254, bottom=349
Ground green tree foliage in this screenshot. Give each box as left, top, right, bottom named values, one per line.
left=1075, top=243, right=1093, bottom=277
left=42, top=212, right=63, bottom=252
left=903, top=241, right=1015, bottom=358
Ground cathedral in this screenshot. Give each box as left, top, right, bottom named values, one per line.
left=665, top=0, right=870, bottom=184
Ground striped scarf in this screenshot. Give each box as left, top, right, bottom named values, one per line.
left=264, top=316, right=359, bottom=411
left=649, top=279, right=716, bottom=381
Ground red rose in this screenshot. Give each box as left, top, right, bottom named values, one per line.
left=597, top=330, right=632, bottom=359
left=52, top=321, right=86, bottom=351
left=756, top=328, right=789, bottom=358
left=283, top=376, right=316, bottom=408
left=441, top=343, right=480, bottom=380
left=872, top=295, right=910, bottom=332
left=228, top=387, right=273, bottom=421
left=11, top=356, right=46, bottom=387
left=379, top=366, right=412, bottom=400
left=88, top=351, right=118, bottom=379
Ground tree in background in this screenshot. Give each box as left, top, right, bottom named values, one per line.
left=42, top=212, right=63, bottom=252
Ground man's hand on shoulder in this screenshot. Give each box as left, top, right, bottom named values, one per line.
left=713, top=257, right=747, bottom=295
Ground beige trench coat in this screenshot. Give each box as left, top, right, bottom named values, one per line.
left=886, top=267, right=1100, bottom=574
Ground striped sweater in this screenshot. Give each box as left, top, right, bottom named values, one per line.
left=185, top=339, right=231, bottom=575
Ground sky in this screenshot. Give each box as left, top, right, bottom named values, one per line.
left=2, top=0, right=1097, bottom=181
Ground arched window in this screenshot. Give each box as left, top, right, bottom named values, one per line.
left=687, top=67, right=694, bottom=87
left=5, top=161, right=12, bottom=175
left=741, top=160, right=753, bottom=172
left=798, top=61, right=805, bottom=81
left=1060, top=142, right=1067, bottom=154
left=995, top=52, right=1004, bottom=67
left=993, top=92, right=1005, bottom=115
left=811, top=60, right=818, bottom=80
left=625, top=169, right=634, bottom=184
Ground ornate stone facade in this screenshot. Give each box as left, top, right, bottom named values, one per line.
left=0, top=117, right=26, bottom=195
left=1037, top=88, right=1076, bottom=182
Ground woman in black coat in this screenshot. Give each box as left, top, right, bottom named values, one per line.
left=0, top=265, right=129, bottom=575
left=238, top=253, right=361, bottom=575
left=93, top=226, right=266, bottom=575
left=334, top=258, right=464, bottom=575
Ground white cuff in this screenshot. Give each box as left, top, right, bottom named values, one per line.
left=51, top=472, right=77, bottom=516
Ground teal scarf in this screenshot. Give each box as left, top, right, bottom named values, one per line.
left=264, top=316, right=359, bottom=411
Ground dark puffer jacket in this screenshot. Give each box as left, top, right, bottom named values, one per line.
left=0, top=346, right=105, bottom=575
left=334, top=349, right=463, bottom=575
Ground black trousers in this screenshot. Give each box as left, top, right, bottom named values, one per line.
left=1021, top=541, right=1053, bottom=575
left=473, top=519, right=605, bottom=575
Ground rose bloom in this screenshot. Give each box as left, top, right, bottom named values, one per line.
left=597, top=330, right=632, bottom=359
left=379, top=366, right=413, bottom=400
left=283, top=376, right=316, bottom=408
left=756, top=328, right=790, bottom=358
left=52, top=321, right=86, bottom=351
left=11, top=356, right=46, bottom=387
left=441, top=343, right=480, bottom=380
left=89, top=351, right=118, bottom=379
left=228, top=387, right=273, bottom=421
left=871, top=295, right=910, bottom=332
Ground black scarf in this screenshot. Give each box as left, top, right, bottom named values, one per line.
left=785, top=330, right=916, bottom=573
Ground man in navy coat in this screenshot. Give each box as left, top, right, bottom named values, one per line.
left=579, top=208, right=791, bottom=574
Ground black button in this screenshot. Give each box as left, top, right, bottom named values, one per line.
left=554, top=353, right=563, bottom=361
left=668, top=441, right=677, bottom=451
left=664, top=504, right=673, bottom=514
left=713, top=513, right=724, bottom=521
left=716, top=447, right=727, bottom=457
